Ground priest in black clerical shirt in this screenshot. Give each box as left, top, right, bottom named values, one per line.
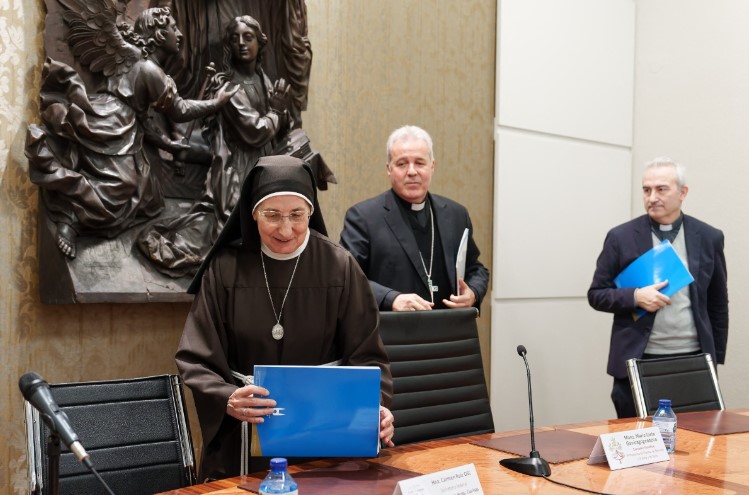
left=340, top=125, right=489, bottom=312
left=588, top=157, right=728, bottom=418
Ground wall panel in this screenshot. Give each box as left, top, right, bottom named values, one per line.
left=498, top=0, right=635, bottom=145
left=632, top=0, right=749, bottom=413
left=492, top=0, right=635, bottom=431
left=491, top=299, right=614, bottom=431
left=494, top=129, right=631, bottom=299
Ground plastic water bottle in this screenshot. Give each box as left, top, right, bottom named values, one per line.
left=259, top=457, right=299, bottom=494
left=652, top=399, right=677, bottom=453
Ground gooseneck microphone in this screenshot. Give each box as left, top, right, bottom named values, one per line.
left=20, top=372, right=117, bottom=495
left=19, top=372, right=91, bottom=465
left=499, top=345, right=551, bottom=477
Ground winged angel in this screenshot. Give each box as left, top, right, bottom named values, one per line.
left=25, top=1, right=236, bottom=259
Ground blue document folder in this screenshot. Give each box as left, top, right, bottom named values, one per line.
left=614, top=240, right=694, bottom=319
left=250, top=365, right=381, bottom=458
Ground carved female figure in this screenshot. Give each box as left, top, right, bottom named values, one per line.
left=203, top=15, right=291, bottom=220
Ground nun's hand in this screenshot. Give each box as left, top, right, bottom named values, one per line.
left=227, top=384, right=276, bottom=423
left=380, top=405, right=395, bottom=447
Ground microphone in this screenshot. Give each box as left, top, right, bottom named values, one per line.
left=19, top=372, right=91, bottom=465
left=499, top=345, right=551, bottom=477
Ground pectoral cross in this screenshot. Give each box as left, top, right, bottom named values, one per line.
left=427, top=277, right=438, bottom=294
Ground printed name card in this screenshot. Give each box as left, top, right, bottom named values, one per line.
left=393, top=463, right=483, bottom=495
left=587, top=426, right=670, bottom=470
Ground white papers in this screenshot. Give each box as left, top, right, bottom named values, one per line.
left=393, top=463, right=483, bottom=495
left=587, top=427, right=670, bottom=470
left=455, top=228, right=470, bottom=295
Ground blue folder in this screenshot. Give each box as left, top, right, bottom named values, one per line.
left=614, top=240, right=694, bottom=319
left=250, top=365, right=381, bottom=458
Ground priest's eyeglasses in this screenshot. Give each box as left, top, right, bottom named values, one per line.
left=258, top=210, right=310, bottom=224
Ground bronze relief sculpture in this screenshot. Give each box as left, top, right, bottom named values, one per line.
left=26, top=0, right=333, bottom=302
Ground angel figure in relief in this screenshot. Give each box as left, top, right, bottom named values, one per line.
left=25, top=2, right=237, bottom=259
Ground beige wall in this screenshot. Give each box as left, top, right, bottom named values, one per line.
left=0, top=1, right=497, bottom=492
left=632, top=0, right=749, bottom=408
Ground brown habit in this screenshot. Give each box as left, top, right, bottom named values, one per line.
left=176, top=230, right=393, bottom=479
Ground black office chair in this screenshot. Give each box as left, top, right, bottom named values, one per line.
left=24, top=374, right=196, bottom=495
left=379, top=307, right=494, bottom=445
left=626, top=353, right=725, bottom=419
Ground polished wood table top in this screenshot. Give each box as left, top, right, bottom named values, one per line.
left=160, top=410, right=749, bottom=495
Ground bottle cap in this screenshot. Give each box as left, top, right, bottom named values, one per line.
left=270, top=457, right=288, bottom=470
left=658, top=399, right=672, bottom=407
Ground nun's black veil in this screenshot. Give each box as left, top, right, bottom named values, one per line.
left=187, top=155, right=328, bottom=294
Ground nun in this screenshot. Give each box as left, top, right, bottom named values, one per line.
left=175, top=155, right=394, bottom=480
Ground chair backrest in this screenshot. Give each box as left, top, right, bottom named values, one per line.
left=379, top=307, right=494, bottom=445
left=24, top=374, right=196, bottom=495
left=626, top=353, right=725, bottom=419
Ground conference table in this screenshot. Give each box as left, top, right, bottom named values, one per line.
left=160, top=409, right=749, bottom=494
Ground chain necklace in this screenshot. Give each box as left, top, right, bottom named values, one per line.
left=417, top=206, right=437, bottom=304
left=260, top=251, right=301, bottom=340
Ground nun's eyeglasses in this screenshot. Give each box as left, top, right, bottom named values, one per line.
left=258, top=210, right=310, bottom=224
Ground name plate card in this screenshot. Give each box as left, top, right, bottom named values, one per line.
left=393, top=463, right=483, bottom=495
left=587, top=426, right=670, bottom=470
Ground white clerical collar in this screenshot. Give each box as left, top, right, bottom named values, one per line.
left=659, top=223, right=673, bottom=231
left=261, top=229, right=310, bottom=260
left=411, top=200, right=426, bottom=211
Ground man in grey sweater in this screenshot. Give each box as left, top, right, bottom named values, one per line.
left=588, top=157, right=728, bottom=418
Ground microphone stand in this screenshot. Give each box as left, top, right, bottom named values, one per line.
left=21, top=372, right=116, bottom=495
left=44, top=427, right=116, bottom=495
left=499, top=346, right=551, bottom=477
left=46, top=432, right=61, bottom=495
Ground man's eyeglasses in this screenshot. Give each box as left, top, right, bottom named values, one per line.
left=258, top=210, right=310, bottom=224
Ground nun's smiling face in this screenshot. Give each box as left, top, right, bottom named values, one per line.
left=253, top=195, right=311, bottom=254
